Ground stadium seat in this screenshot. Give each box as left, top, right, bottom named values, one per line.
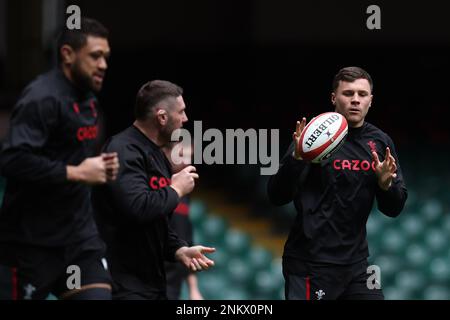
left=380, top=228, right=407, bottom=255
left=422, top=228, right=448, bottom=255
left=197, top=272, right=229, bottom=299
left=423, top=285, right=450, bottom=300
left=373, top=254, right=403, bottom=285
left=189, top=200, right=207, bottom=227
left=427, top=257, right=450, bottom=284
left=383, top=286, right=413, bottom=300
left=420, top=198, right=443, bottom=224
left=201, top=215, right=228, bottom=245
left=394, top=270, right=426, bottom=299
left=404, top=243, right=430, bottom=269
left=247, top=246, right=273, bottom=272
left=225, top=258, right=253, bottom=287
left=224, top=230, right=251, bottom=257
left=250, top=270, right=282, bottom=300
left=399, top=212, right=425, bottom=240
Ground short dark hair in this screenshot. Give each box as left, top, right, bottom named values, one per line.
left=135, top=80, right=184, bottom=120
left=332, top=66, right=373, bottom=92
left=56, top=17, right=109, bottom=63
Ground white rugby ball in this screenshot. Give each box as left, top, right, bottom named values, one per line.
left=299, top=112, right=348, bottom=163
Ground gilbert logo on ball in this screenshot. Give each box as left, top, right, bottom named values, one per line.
left=299, top=112, right=348, bottom=163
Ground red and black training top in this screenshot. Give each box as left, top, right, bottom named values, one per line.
left=0, top=68, right=100, bottom=247
left=268, top=122, right=408, bottom=265
left=92, top=125, right=186, bottom=295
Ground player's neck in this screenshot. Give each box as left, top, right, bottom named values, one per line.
left=133, top=120, right=165, bottom=147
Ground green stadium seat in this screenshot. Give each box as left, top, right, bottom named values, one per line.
left=192, top=228, right=205, bottom=246
left=190, top=200, right=207, bottom=227
left=383, top=286, right=413, bottom=300
left=404, top=243, right=430, bottom=269
left=427, top=257, right=450, bottom=284
left=225, top=258, right=252, bottom=287
left=422, top=228, right=448, bottom=255
left=250, top=270, right=282, bottom=299
left=373, top=255, right=403, bottom=285
left=420, top=198, right=443, bottom=224
left=248, top=247, right=273, bottom=272
left=197, top=272, right=229, bottom=299
left=366, top=213, right=384, bottom=237
left=379, top=228, right=407, bottom=255
left=394, top=270, right=426, bottom=298
left=441, top=214, right=450, bottom=234
left=201, top=215, right=228, bottom=245
left=220, top=287, right=250, bottom=300
left=399, top=212, right=425, bottom=240
left=207, top=246, right=228, bottom=271
left=224, top=230, right=251, bottom=257
left=423, top=285, right=450, bottom=300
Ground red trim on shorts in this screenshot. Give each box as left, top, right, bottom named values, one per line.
left=11, top=267, right=18, bottom=300
left=306, top=277, right=310, bottom=300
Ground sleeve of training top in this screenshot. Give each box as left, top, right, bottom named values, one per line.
left=267, top=141, right=308, bottom=206
left=0, top=97, right=67, bottom=184
left=375, top=136, right=408, bottom=217
left=165, top=224, right=188, bottom=262
left=110, top=144, right=180, bottom=223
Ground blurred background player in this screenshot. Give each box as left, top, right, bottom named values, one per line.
left=163, top=142, right=203, bottom=300
left=268, top=66, right=408, bottom=300
left=92, top=80, right=215, bottom=300
left=0, top=18, right=119, bottom=299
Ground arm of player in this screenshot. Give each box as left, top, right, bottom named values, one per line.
left=0, top=98, right=115, bottom=185
left=0, top=98, right=67, bottom=184
left=267, top=118, right=309, bottom=206
left=175, top=245, right=215, bottom=272
left=186, top=273, right=204, bottom=300
left=373, top=142, right=408, bottom=217
left=109, top=144, right=180, bottom=223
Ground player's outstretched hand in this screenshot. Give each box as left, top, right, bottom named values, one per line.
left=292, top=117, right=306, bottom=160
left=175, top=245, right=215, bottom=272
left=372, top=146, right=397, bottom=191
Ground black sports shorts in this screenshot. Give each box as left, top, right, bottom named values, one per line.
left=0, top=236, right=111, bottom=300
left=283, top=258, right=384, bottom=300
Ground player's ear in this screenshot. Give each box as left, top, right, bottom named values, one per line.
left=331, top=92, right=336, bottom=105
left=369, top=95, right=373, bottom=108
left=60, top=45, right=76, bottom=65
left=157, top=109, right=168, bottom=125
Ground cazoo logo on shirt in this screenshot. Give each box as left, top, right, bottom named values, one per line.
left=76, top=125, right=98, bottom=141
left=333, top=159, right=376, bottom=172
left=149, top=176, right=171, bottom=190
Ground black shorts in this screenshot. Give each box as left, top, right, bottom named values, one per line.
left=0, top=236, right=111, bottom=300
left=283, top=258, right=384, bottom=300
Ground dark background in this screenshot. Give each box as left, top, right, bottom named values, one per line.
left=1, top=0, right=450, bottom=148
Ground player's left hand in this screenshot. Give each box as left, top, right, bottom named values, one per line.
left=176, top=246, right=215, bottom=272
left=372, top=146, right=397, bottom=191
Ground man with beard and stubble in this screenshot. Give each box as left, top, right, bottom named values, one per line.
left=92, top=80, right=215, bottom=300
left=0, top=18, right=119, bottom=300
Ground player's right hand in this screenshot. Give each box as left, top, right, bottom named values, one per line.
left=75, top=155, right=108, bottom=185
left=170, top=165, right=199, bottom=197
left=102, top=152, right=120, bottom=182
left=292, top=117, right=306, bottom=160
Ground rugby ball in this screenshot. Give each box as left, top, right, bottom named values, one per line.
left=299, top=112, right=348, bottom=163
